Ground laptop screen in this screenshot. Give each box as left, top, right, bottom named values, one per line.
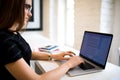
left=80, top=31, right=113, bottom=68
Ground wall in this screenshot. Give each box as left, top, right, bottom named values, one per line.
left=40, top=0, right=50, bottom=38
left=74, top=0, right=101, bottom=50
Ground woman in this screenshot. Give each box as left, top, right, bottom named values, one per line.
left=0, top=0, right=84, bottom=80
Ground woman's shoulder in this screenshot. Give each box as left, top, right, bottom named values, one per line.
left=0, top=30, right=10, bottom=35
left=0, top=30, right=14, bottom=41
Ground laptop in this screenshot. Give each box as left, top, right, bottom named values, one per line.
left=60, top=31, right=113, bottom=76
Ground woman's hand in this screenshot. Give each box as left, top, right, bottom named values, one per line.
left=52, top=51, right=75, bottom=60
left=65, top=56, right=84, bottom=69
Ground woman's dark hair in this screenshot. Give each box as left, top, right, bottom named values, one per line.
left=0, top=0, right=25, bottom=32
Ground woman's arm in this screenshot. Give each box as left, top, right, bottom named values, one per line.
left=31, top=51, right=50, bottom=60
left=5, top=56, right=83, bottom=80
left=40, top=56, right=84, bottom=80
left=31, top=51, right=75, bottom=60
left=5, top=58, right=41, bottom=80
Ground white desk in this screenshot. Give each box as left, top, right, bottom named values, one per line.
left=21, top=32, right=120, bottom=80
left=35, top=60, right=120, bottom=80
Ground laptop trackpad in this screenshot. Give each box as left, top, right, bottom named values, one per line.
left=79, top=61, right=95, bottom=70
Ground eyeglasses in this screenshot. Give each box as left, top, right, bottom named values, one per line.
left=24, top=4, right=32, bottom=12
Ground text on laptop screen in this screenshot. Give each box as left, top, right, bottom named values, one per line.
left=80, top=31, right=113, bottom=67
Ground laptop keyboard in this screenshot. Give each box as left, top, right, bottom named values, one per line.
left=79, top=61, right=95, bottom=70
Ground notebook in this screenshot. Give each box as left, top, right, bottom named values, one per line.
left=60, top=31, right=113, bottom=76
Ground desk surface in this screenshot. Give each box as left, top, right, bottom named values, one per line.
left=35, top=61, right=120, bottom=80
left=21, top=32, right=120, bottom=80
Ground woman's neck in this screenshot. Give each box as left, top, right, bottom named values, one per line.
left=9, top=23, right=18, bottom=32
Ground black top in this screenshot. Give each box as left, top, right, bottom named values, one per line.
left=0, top=30, right=32, bottom=80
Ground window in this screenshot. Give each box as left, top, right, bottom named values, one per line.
left=49, top=0, right=74, bottom=47
left=65, top=0, right=74, bottom=46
